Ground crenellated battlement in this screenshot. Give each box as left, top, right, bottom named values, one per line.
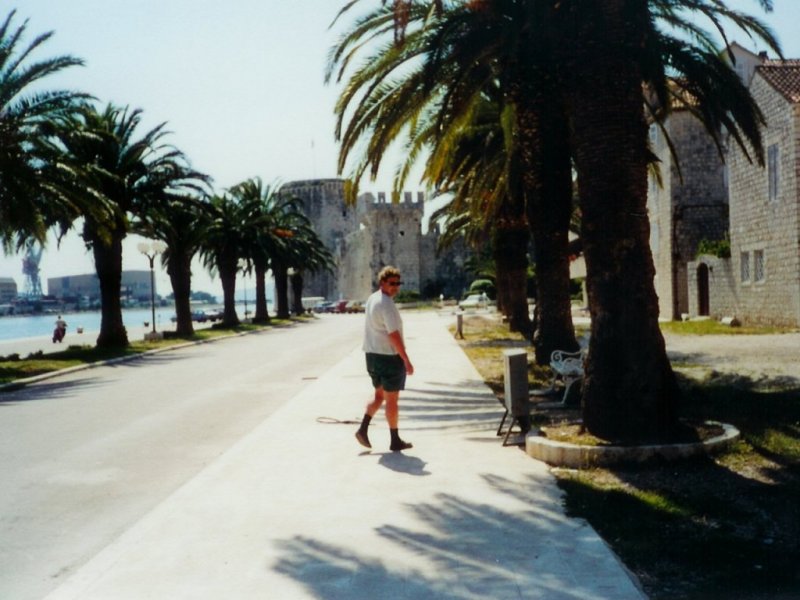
left=359, top=190, right=426, bottom=208
left=285, top=178, right=469, bottom=301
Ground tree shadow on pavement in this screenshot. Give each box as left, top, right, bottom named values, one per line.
left=273, top=473, right=636, bottom=600
left=0, top=377, right=107, bottom=405
left=400, top=381, right=503, bottom=433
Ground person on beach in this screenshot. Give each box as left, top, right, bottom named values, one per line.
left=53, top=315, right=67, bottom=343
left=356, top=266, right=414, bottom=452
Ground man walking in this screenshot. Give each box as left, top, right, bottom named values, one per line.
left=356, top=266, right=414, bottom=452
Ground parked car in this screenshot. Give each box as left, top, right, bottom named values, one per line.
left=206, top=308, right=224, bottom=322
left=333, top=300, right=350, bottom=313
left=191, top=310, right=209, bottom=322
left=345, top=300, right=364, bottom=313
left=169, top=309, right=210, bottom=323
left=313, top=301, right=334, bottom=313
left=458, top=294, right=486, bottom=310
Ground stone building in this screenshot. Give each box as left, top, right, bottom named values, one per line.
left=647, top=107, right=729, bottom=320
left=48, top=271, right=154, bottom=303
left=0, top=277, right=17, bottom=303
left=284, top=179, right=471, bottom=302
left=687, top=53, right=800, bottom=326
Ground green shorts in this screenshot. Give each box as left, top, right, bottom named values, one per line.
left=365, top=352, right=406, bottom=392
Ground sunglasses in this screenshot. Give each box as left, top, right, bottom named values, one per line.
left=387, top=281, right=403, bottom=287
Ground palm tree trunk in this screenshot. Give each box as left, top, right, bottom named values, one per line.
left=562, top=0, right=679, bottom=442
left=168, top=252, right=194, bottom=336
left=218, top=254, right=239, bottom=327
left=273, top=261, right=290, bottom=319
left=492, top=220, right=533, bottom=340
left=509, top=24, right=578, bottom=365
left=93, top=233, right=129, bottom=348
left=290, top=270, right=305, bottom=316
left=253, top=261, right=271, bottom=324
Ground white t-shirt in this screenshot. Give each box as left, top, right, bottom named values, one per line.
left=362, top=289, right=403, bottom=355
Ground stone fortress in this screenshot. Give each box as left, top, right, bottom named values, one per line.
left=281, top=179, right=471, bottom=302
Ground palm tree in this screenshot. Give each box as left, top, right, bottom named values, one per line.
left=0, top=10, right=85, bottom=250
left=230, top=178, right=293, bottom=324
left=54, top=103, right=199, bottom=348
left=269, top=202, right=333, bottom=319
left=414, top=88, right=542, bottom=342
left=134, top=192, right=212, bottom=337
left=285, top=226, right=335, bottom=316
left=199, top=193, right=248, bottom=327
left=329, top=0, right=573, bottom=354
left=552, top=0, right=779, bottom=441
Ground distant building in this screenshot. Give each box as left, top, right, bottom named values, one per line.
left=283, top=179, right=472, bottom=302
left=0, top=277, right=17, bottom=303
left=47, top=271, right=155, bottom=303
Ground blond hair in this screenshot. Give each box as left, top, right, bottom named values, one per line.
left=378, top=265, right=401, bottom=283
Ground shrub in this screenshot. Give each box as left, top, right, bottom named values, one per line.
left=468, top=279, right=495, bottom=299
left=696, top=237, right=731, bottom=259
left=395, top=290, right=421, bottom=303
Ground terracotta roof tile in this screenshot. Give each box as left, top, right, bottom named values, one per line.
left=757, top=60, right=800, bottom=103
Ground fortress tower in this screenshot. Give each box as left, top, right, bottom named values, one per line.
left=285, top=179, right=470, bottom=301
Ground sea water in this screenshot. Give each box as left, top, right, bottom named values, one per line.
left=0, top=308, right=180, bottom=342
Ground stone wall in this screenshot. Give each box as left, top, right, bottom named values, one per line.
left=686, top=255, right=739, bottom=319
left=648, top=111, right=728, bottom=320
left=723, top=74, right=800, bottom=326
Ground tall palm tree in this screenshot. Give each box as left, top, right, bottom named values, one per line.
left=268, top=202, right=333, bottom=319
left=414, top=88, right=540, bottom=342
left=199, top=193, right=248, bottom=327
left=553, top=0, right=779, bottom=441
left=134, top=192, right=212, bottom=337
left=54, top=103, right=199, bottom=348
left=230, top=178, right=296, bottom=324
left=0, top=10, right=85, bottom=250
left=285, top=225, right=335, bottom=316
left=329, top=0, right=573, bottom=354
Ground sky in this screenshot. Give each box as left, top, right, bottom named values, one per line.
left=2, top=0, right=800, bottom=299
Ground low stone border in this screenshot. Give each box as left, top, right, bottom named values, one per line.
left=525, top=421, right=740, bottom=468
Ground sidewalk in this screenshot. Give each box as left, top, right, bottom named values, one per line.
left=43, top=311, right=644, bottom=600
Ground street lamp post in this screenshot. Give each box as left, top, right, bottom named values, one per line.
left=238, top=259, right=250, bottom=322
left=138, top=240, right=167, bottom=340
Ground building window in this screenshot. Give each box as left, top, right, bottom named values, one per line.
left=768, top=144, right=780, bottom=202
left=754, top=249, right=765, bottom=282
left=740, top=252, right=750, bottom=282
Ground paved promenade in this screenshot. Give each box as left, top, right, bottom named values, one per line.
left=35, top=311, right=643, bottom=599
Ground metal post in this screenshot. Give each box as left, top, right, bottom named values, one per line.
left=138, top=240, right=166, bottom=340
left=148, top=255, right=156, bottom=333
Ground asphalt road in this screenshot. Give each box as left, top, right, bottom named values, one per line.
left=0, top=314, right=364, bottom=600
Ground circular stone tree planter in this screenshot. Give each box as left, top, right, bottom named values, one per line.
left=526, top=421, right=740, bottom=469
